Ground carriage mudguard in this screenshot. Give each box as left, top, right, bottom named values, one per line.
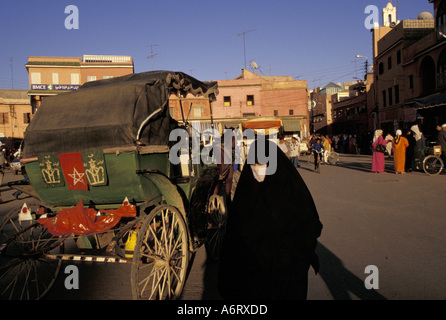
left=38, top=199, right=136, bottom=236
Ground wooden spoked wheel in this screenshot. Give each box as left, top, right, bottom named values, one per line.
left=0, top=203, right=65, bottom=300
left=131, top=205, right=189, bottom=300
left=205, top=194, right=227, bottom=261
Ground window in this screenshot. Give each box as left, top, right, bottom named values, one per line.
left=52, top=73, right=59, bottom=84
left=71, top=73, right=80, bottom=85
left=246, top=95, right=254, bottom=106
left=394, top=85, right=400, bottom=104
left=409, top=75, right=414, bottom=89
left=0, top=113, right=9, bottom=124
left=87, top=76, right=97, bottom=82
left=437, top=49, right=446, bottom=88
left=382, top=90, right=387, bottom=107
left=224, top=96, right=231, bottom=107
left=274, top=110, right=278, bottom=116
left=23, top=113, right=31, bottom=124
left=192, top=106, right=202, bottom=118
left=437, top=2, right=446, bottom=35
left=289, top=109, right=294, bottom=115
left=31, top=72, right=41, bottom=84
left=388, top=88, right=393, bottom=106
left=379, top=63, right=384, bottom=75
left=103, top=75, right=113, bottom=79
left=388, top=56, right=392, bottom=70
left=397, top=50, right=401, bottom=65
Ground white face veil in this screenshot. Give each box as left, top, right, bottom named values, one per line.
left=250, top=164, right=268, bottom=182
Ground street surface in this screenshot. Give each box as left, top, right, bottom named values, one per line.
left=1, top=153, right=445, bottom=300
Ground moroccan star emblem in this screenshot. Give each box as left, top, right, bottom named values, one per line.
left=68, top=167, right=86, bottom=185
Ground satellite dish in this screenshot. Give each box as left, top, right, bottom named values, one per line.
left=251, top=61, right=258, bottom=70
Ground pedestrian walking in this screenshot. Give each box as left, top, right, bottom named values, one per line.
left=371, top=129, right=391, bottom=173
left=278, top=135, right=289, bottom=157
left=436, top=124, right=446, bottom=162
left=411, top=124, right=426, bottom=161
left=392, top=129, right=409, bottom=174
left=405, top=129, right=416, bottom=172
left=322, top=135, right=331, bottom=163
left=384, top=133, right=393, bottom=158
left=289, top=135, right=300, bottom=168
left=218, top=139, right=322, bottom=300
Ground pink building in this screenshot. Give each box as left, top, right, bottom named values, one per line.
left=211, top=69, right=310, bottom=137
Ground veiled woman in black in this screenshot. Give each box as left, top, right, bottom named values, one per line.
left=218, top=138, right=323, bottom=300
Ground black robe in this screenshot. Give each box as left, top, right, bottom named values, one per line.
left=218, top=139, right=323, bottom=300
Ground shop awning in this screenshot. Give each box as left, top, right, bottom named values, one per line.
left=282, top=119, right=301, bottom=132
left=244, top=118, right=283, bottom=129
left=221, top=121, right=241, bottom=129
left=414, top=92, right=446, bottom=110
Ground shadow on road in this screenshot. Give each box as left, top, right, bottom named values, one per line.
left=197, top=241, right=387, bottom=300
left=316, top=242, right=386, bottom=300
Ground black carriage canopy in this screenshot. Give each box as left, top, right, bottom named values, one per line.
left=23, top=71, right=218, bottom=155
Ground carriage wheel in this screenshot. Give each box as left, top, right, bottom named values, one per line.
left=423, top=155, right=444, bottom=176
left=205, top=194, right=227, bottom=261
left=0, top=203, right=65, bottom=300
left=131, top=205, right=189, bottom=300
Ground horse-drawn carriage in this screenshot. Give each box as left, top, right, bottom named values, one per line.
left=0, top=71, right=228, bottom=300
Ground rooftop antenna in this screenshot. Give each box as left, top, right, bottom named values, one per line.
left=237, top=29, right=255, bottom=69
left=250, top=60, right=264, bottom=75
left=146, top=44, right=159, bottom=70
left=250, top=60, right=258, bottom=72
left=9, top=56, right=14, bottom=89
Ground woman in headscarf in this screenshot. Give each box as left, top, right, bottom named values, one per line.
left=410, top=124, right=426, bottom=162
left=392, top=129, right=409, bottom=174
left=218, top=138, right=323, bottom=300
left=371, top=129, right=391, bottom=173
left=405, top=128, right=416, bottom=172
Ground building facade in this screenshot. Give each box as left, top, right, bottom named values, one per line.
left=0, top=89, right=32, bottom=140
left=371, top=0, right=446, bottom=137
left=26, top=55, right=134, bottom=111
left=331, top=85, right=369, bottom=136
left=210, top=69, right=310, bottom=137
left=309, top=82, right=351, bottom=135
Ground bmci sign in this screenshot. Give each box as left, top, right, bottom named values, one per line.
left=31, top=84, right=80, bottom=91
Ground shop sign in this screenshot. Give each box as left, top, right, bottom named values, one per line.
left=31, top=84, right=80, bottom=91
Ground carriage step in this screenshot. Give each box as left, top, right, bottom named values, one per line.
left=43, top=254, right=131, bottom=264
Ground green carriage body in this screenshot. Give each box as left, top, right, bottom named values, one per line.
left=1, top=71, right=227, bottom=300
left=21, top=71, right=218, bottom=212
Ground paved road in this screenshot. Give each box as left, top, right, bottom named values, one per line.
left=1, top=154, right=445, bottom=300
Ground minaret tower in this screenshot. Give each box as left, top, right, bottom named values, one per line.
left=383, top=1, right=399, bottom=27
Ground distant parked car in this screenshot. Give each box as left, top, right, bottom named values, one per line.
left=299, top=141, right=309, bottom=155
left=10, top=158, right=21, bottom=174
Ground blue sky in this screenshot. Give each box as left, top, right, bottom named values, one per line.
left=0, top=0, right=434, bottom=90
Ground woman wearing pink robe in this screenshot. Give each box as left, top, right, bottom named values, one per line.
left=372, top=130, right=390, bottom=173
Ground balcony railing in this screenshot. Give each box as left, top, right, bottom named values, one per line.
left=82, top=55, right=132, bottom=64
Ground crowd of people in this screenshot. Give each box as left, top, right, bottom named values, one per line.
left=0, top=145, right=22, bottom=204
left=278, top=133, right=366, bottom=170
left=371, top=124, right=446, bottom=174
left=275, top=122, right=446, bottom=175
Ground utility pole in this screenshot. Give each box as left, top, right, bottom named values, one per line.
left=237, top=29, right=255, bottom=70
left=9, top=56, right=14, bottom=89
left=146, top=44, right=159, bottom=70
